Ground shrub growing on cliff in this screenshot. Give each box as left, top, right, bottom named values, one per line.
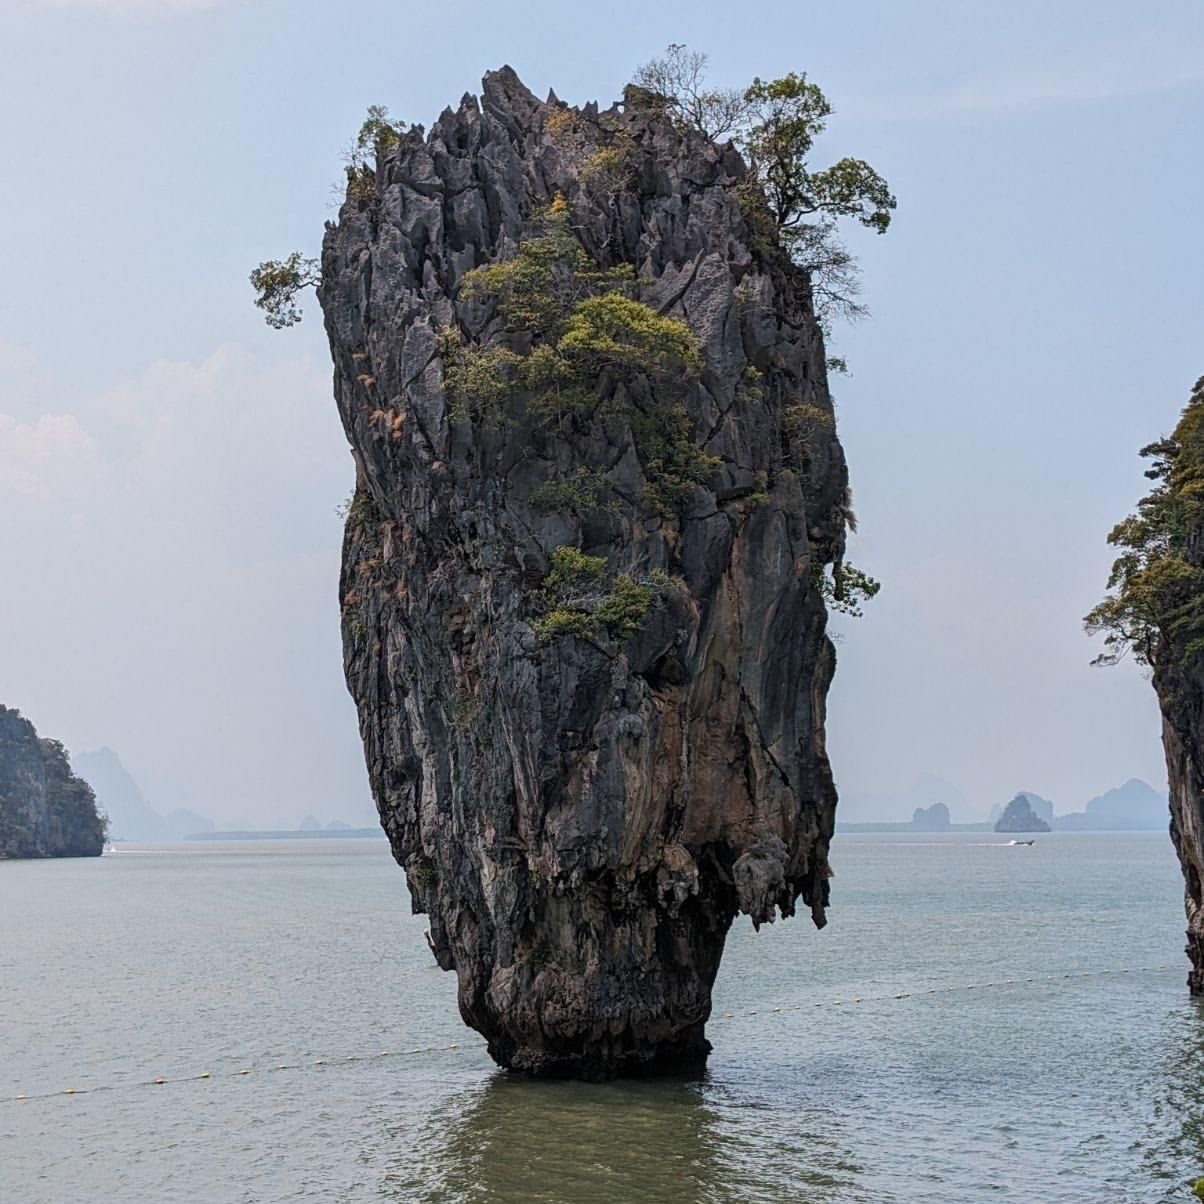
left=442, top=200, right=715, bottom=509
left=250, top=253, right=320, bottom=329
left=630, top=44, right=747, bottom=141
left=1086, top=377, right=1204, bottom=666
left=529, top=468, right=614, bottom=517
left=534, top=545, right=657, bottom=643
left=820, top=562, right=881, bottom=618
left=352, top=104, right=406, bottom=160
left=633, top=46, right=895, bottom=329
left=251, top=104, right=405, bottom=325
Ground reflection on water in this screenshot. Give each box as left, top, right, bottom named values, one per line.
left=382, top=1072, right=862, bottom=1204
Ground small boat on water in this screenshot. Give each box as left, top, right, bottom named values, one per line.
left=1007, top=839, right=1035, bottom=847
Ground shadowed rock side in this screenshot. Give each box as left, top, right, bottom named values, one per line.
left=320, top=69, right=849, bottom=1076
left=1158, top=671, right=1204, bottom=991
left=1141, top=381, right=1204, bottom=992
left=0, top=706, right=107, bottom=858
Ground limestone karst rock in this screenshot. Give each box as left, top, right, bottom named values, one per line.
left=1089, top=376, right=1204, bottom=992
left=993, top=794, right=1051, bottom=834
left=1162, top=662, right=1204, bottom=990
left=320, top=68, right=851, bottom=1076
left=1143, top=384, right=1204, bottom=992
left=0, top=706, right=107, bottom=858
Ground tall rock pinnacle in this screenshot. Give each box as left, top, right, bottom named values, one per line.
left=1088, top=376, right=1204, bottom=992
left=320, top=68, right=851, bottom=1076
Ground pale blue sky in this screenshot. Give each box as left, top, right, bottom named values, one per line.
left=1, top=0, right=1201, bottom=825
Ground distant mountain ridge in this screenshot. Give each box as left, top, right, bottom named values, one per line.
left=1051, top=779, right=1166, bottom=831
left=74, top=748, right=214, bottom=841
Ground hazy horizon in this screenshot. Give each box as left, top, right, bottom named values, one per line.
left=2, top=0, right=1201, bottom=828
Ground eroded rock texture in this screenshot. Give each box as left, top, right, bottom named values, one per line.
left=321, top=69, right=849, bottom=1076
left=1158, top=670, right=1204, bottom=991
left=0, top=706, right=106, bottom=859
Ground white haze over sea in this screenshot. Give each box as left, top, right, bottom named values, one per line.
left=1, top=0, right=1202, bottom=827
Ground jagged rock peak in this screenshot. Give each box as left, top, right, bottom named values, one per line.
left=320, top=68, right=850, bottom=1077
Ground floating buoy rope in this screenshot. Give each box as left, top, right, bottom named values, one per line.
left=2, top=965, right=1176, bottom=1106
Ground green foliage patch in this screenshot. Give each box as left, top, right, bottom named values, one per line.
left=818, top=562, right=881, bottom=618
left=250, top=252, right=320, bottom=329
left=633, top=46, right=896, bottom=330
left=441, top=200, right=713, bottom=511
left=529, top=468, right=614, bottom=517
left=1086, top=377, right=1204, bottom=666
left=533, top=545, right=657, bottom=644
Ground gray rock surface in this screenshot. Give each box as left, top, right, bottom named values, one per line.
left=319, top=68, right=849, bottom=1076
left=1159, top=672, right=1204, bottom=990
left=0, top=706, right=106, bottom=858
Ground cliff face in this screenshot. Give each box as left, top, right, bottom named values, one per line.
left=1092, top=377, right=1204, bottom=992
left=320, top=69, right=849, bottom=1076
left=1157, top=667, right=1204, bottom=990
left=0, top=707, right=106, bottom=859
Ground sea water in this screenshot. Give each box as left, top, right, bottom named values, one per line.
left=1, top=832, right=1199, bottom=1203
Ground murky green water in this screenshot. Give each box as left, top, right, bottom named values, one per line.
left=1, top=833, right=1200, bottom=1202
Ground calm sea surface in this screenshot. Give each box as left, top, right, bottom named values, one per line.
left=1, top=832, right=1200, bottom=1203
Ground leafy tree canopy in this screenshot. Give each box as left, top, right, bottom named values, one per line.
left=633, top=45, right=896, bottom=328
left=1085, top=376, right=1204, bottom=666
left=249, top=252, right=320, bottom=329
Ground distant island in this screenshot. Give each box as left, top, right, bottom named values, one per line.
left=0, top=706, right=106, bottom=858
left=185, top=827, right=384, bottom=841
left=836, top=779, right=1166, bottom=834
left=837, top=803, right=992, bottom=834
left=994, top=794, right=1051, bottom=833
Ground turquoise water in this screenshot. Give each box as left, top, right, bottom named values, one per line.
left=1, top=833, right=1200, bottom=1203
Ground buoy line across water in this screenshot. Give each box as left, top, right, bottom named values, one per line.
left=2, top=964, right=1178, bottom=1106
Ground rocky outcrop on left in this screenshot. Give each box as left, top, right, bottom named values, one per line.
left=994, top=794, right=1051, bottom=834
left=0, top=706, right=106, bottom=858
